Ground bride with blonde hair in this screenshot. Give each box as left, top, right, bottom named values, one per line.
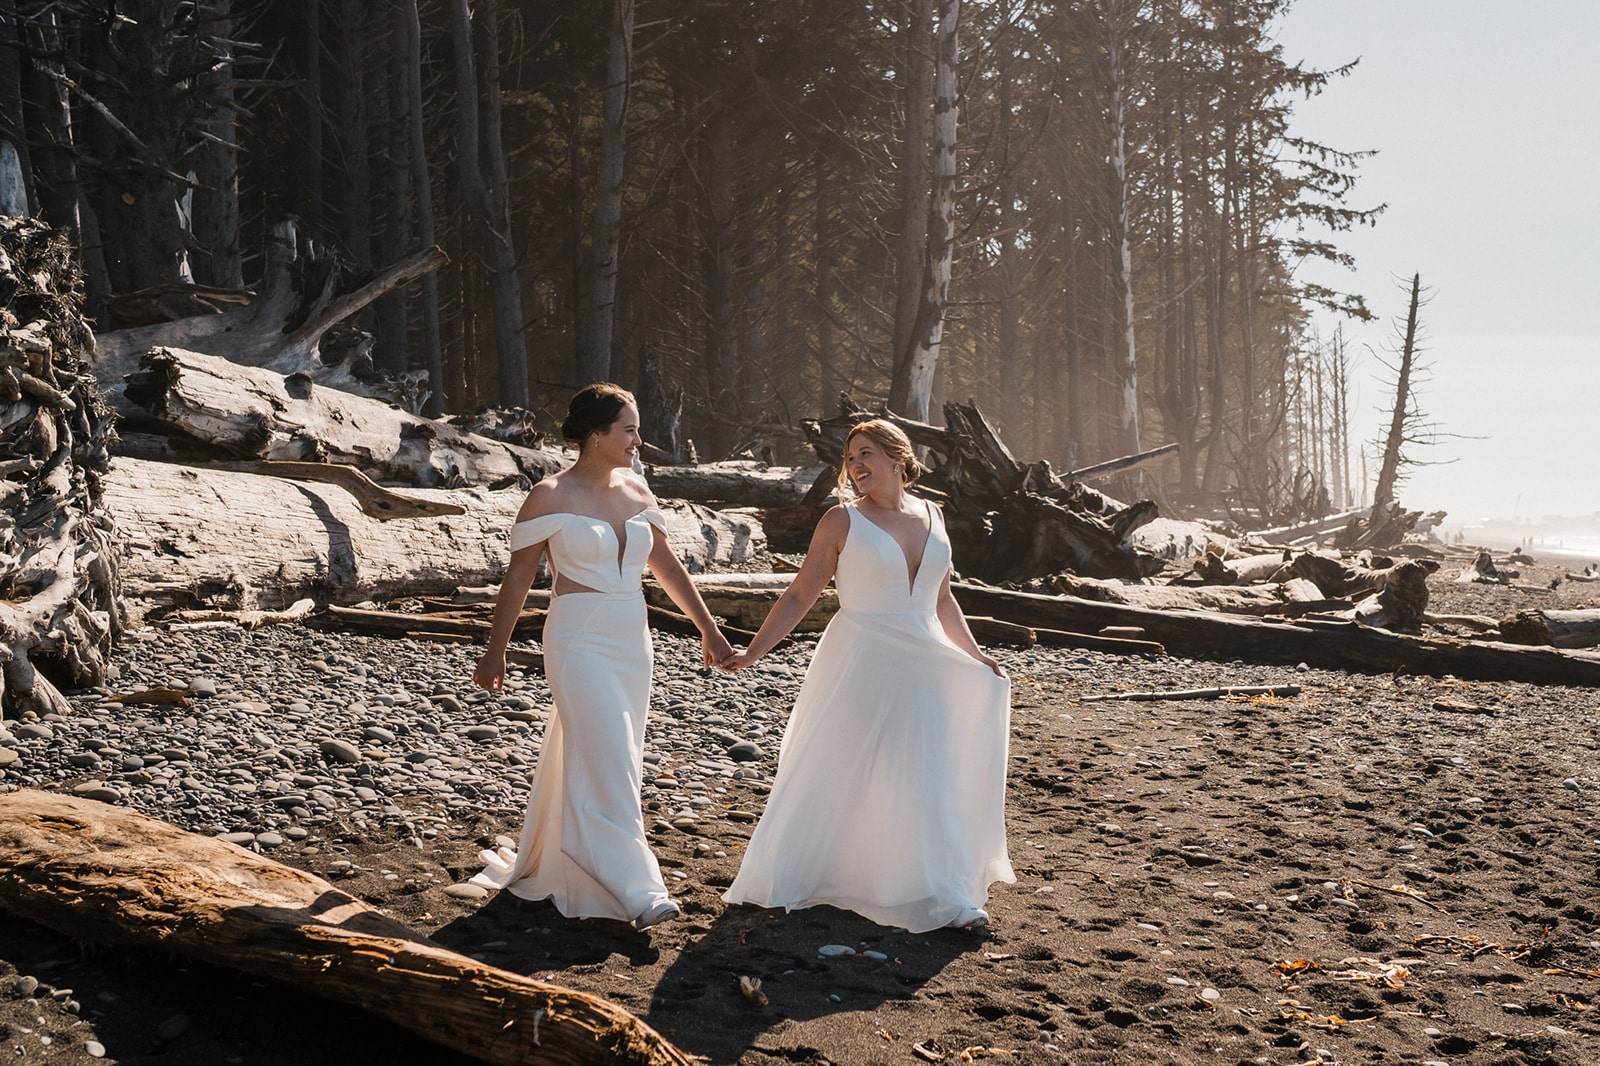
left=720, top=419, right=1013, bottom=932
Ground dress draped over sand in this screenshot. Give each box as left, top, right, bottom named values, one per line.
left=470, top=507, right=673, bottom=922
left=723, top=501, right=1014, bottom=933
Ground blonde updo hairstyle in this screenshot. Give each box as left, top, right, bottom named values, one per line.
left=838, top=419, right=926, bottom=496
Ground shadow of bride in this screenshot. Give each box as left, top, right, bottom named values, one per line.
left=428, top=891, right=664, bottom=971
left=639, top=903, right=981, bottom=1062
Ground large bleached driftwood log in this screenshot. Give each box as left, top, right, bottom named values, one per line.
left=105, top=459, right=764, bottom=616
left=1499, top=608, right=1600, bottom=649
left=114, top=346, right=565, bottom=488
left=0, top=790, right=693, bottom=1066
left=0, top=217, right=124, bottom=719
left=948, top=582, right=1600, bottom=687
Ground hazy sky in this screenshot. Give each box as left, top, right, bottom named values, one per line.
left=1272, top=1, right=1600, bottom=526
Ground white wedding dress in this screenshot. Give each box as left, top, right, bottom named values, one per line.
left=723, top=500, right=1014, bottom=933
left=470, top=507, right=674, bottom=922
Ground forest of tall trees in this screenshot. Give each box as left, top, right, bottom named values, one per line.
left=0, top=0, right=1382, bottom=523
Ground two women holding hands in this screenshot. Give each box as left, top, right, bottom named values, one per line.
left=474, top=386, right=1013, bottom=935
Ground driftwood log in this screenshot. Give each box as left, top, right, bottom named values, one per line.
left=797, top=397, right=1161, bottom=582
left=0, top=217, right=123, bottom=719
left=105, top=458, right=764, bottom=616
left=0, top=789, right=692, bottom=1065
left=640, top=461, right=829, bottom=508
left=1499, top=608, right=1600, bottom=650
left=948, top=582, right=1600, bottom=687
left=113, top=346, right=564, bottom=488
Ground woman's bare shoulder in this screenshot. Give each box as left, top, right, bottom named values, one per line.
left=514, top=476, right=568, bottom=521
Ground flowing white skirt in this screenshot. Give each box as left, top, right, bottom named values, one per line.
left=723, top=607, right=1014, bottom=933
left=471, top=591, right=671, bottom=922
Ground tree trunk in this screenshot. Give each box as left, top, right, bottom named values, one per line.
left=404, top=0, right=445, bottom=415
left=1103, top=0, right=1141, bottom=460
left=700, top=108, right=739, bottom=453
left=890, top=0, right=960, bottom=422
left=189, top=0, right=243, bottom=289
left=577, top=0, right=634, bottom=384
left=447, top=0, right=528, bottom=405
left=889, top=0, right=933, bottom=381
left=1371, top=272, right=1420, bottom=521
left=0, top=790, right=695, bottom=1066
left=373, top=5, right=413, bottom=379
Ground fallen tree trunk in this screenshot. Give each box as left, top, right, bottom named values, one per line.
left=1499, top=608, right=1600, bottom=649
left=948, top=582, right=1600, bottom=687
left=90, top=220, right=448, bottom=393
left=0, top=789, right=693, bottom=1065
left=116, top=346, right=565, bottom=488
left=105, top=459, right=764, bottom=617
left=640, top=461, right=829, bottom=508
left=1043, top=573, right=1340, bottom=616
left=1066, top=442, right=1178, bottom=482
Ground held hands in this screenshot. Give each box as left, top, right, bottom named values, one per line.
left=718, top=647, right=759, bottom=672
left=702, top=629, right=736, bottom=670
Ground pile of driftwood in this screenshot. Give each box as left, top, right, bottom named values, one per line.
left=779, top=395, right=1164, bottom=582
left=0, top=217, right=123, bottom=718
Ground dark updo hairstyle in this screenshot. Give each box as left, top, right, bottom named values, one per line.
left=561, top=383, right=637, bottom=449
left=838, top=419, right=926, bottom=495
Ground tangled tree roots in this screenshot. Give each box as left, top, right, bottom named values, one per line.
left=0, top=216, right=123, bottom=719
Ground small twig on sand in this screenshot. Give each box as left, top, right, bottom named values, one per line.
left=1082, top=684, right=1301, bottom=703
left=1342, top=877, right=1446, bottom=911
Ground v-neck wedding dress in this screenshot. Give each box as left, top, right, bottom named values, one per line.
left=470, top=507, right=675, bottom=922
left=723, top=500, right=1014, bottom=932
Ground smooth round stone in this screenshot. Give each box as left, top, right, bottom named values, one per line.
left=319, top=739, right=362, bottom=765
left=255, top=832, right=284, bottom=847
left=362, top=726, right=397, bottom=744
left=188, top=677, right=219, bottom=698
left=219, top=832, right=256, bottom=846
left=1330, top=898, right=1360, bottom=911
left=15, top=722, right=54, bottom=740
left=1562, top=778, right=1582, bottom=792
left=0, top=748, right=20, bottom=767
left=156, top=1014, right=190, bottom=1041
left=14, top=975, right=39, bottom=996
left=466, top=725, right=501, bottom=742
left=1166, top=976, right=1190, bottom=987
left=817, top=944, right=856, bottom=957
left=1200, top=988, right=1221, bottom=1003
left=1410, top=825, right=1436, bottom=839
left=444, top=883, right=489, bottom=901
left=433, top=695, right=463, bottom=714
left=67, top=752, right=101, bottom=768
left=85, top=1041, right=106, bottom=1058
left=1211, top=891, right=1235, bottom=901
left=727, top=742, right=763, bottom=762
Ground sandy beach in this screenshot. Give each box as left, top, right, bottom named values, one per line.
left=2, top=561, right=1598, bottom=1066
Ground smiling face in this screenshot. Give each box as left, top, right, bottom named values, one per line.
left=845, top=432, right=901, bottom=496
left=587, top=401, right=642, bottom=469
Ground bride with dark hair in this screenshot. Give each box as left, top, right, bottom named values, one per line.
left=720, top=419, right=1014, bottom=932
left=471, top=383, right=734, bottom=930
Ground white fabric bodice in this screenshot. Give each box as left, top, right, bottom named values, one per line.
left=508, top=508, right=667, bottom=595
left=836, top=499, right=948, bottom=616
